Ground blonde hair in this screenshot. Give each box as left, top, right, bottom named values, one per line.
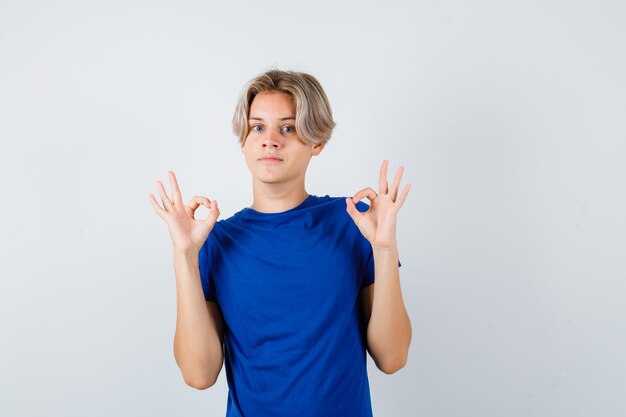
left=232, top=68, right=336, bottom=147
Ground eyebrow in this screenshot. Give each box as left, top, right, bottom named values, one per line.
left=248, top=116, right=295, bottom=121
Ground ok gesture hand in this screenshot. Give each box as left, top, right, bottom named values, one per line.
left=345, top=160, right=411, bottom=249
left=149, top=170, right=220, bottom=256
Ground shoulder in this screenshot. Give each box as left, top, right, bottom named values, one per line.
left=312, top=194, right=370, bottom=211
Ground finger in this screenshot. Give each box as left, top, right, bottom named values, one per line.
left=148, top=194, right=167, bottom=219
left=202, top=199, right=221, bottom=227
left=345, top=197, right=362, bottom=226
left=185, top=196, right=210, bottom=218
left=395, top=183, right=411, bottom=209
left=378, top=160, right=388, bottom=195
left=168, top=170, right=184, bottom=207
left=351, top=187, right=378, bottom=205
left=389, top=165, right=404, bottom=201
left=187, top=195, right=212, bottom=210
left=156, top=180, right=174, bottom=211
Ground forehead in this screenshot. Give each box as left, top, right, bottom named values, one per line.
left=249, top=91, right=295, bottom=118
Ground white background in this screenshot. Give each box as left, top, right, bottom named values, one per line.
left=1, top=0, right=625, bottom=416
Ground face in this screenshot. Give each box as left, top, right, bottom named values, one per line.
left=242, top=91, right=324, bottom=186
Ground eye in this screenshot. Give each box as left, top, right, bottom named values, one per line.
left=251, top=125, right=262, bottom=132
left=282, top=125, right=295, bottom=133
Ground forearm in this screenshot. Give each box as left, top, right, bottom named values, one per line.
left=172, top=253, right=223, bottom=388
left=366, top=244, right=412, bottom=373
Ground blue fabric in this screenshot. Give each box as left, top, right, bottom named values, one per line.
left=198, top=194, right=402, bottom=417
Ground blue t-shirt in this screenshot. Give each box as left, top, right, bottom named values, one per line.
left=198, top=194, right=401, bottom=417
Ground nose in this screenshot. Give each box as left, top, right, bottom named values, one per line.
left=262, top=129, right=283, bottom=149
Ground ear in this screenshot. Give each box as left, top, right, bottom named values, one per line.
left=311, top=142, right=325, bottom=156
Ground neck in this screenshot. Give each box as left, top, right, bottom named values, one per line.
left=249, top=178, right=309, bottom=214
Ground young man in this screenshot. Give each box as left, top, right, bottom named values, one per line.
left=149, top=69, right=412, bottom=416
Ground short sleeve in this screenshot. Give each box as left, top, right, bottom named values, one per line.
left=361, top=250, right=375, bottom=289
left=198, top=239, right=218, bottom=302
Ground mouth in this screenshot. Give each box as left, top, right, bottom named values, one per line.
left=259, top=157, right=283, bottom=162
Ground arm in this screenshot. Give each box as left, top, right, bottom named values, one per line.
left=149, top=170, right=223, bottom=390
left=173, top=252, right=225, bottom=389
left=360, top=245, right=411, bottom=374
left=346, top=159, right=413, bottom=375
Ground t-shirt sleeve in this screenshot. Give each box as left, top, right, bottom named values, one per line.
left=198, top=239, right=218, bottom=302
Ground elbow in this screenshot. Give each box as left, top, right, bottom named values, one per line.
left=379, top=351, right=409, bottom=375
left=381, top=322, right=412, bottom=374
left=179, top=363, right=221, bottom=390
left=184, top=374, right=217, bottom=390
left=380, top=358, right=407, bottom=375
left=175, top=350, right=223, bottom=390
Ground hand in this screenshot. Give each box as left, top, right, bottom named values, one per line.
left=345, top=160, right=411, bottom=249
left=148, top=170, right=220, bottom=255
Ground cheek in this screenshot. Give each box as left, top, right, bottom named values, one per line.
left=292, top=152, right=312, bottom=168
left=242, top=147, right=255, bottom=164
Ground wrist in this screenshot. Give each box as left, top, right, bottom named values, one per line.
left=173, top=250, right=199, bottom=263
left=371, top=240, right=398, bottom=251
left=372, top=244, right=399, bottom=260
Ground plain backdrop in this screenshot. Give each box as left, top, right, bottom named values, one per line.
left=1, top=0, right=625, bottom=416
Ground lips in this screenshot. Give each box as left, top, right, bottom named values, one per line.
left=259, top=156, right=282, bottom=161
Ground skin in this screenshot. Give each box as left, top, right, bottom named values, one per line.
left=241, top=91, right=324, bottom=213
left=345, top=160, right=413, bottom=374
left=149, top=90, right=413, bottom=379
